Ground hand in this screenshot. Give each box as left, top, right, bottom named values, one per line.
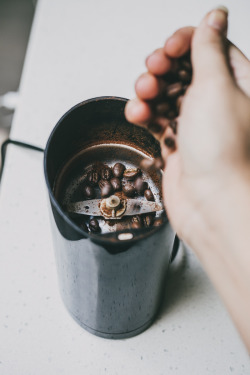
left=125, top=8, right=250, bottom=249
left=125, top=7, right=250, bottom=352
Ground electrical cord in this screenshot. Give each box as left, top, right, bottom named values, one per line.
left=0, top=139, right=44, bottom=180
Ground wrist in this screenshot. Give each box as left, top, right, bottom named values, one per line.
left=184, top=170, right=250, bottom=260
left=183, top=174, right=250, bottom=351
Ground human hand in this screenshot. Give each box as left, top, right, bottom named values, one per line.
left=125, top=8, right=250, bottom=249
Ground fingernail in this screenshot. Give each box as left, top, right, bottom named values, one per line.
left=207, top=6, right=228, bottom=31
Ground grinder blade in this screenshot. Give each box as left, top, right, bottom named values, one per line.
left=67, top=198, right=163, bottom=219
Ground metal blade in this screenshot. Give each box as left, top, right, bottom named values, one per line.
left=125, top=199, right=163, bottom=216
left=67, top=199, right=102, bottom=216
left=67, top=198, right=163, bottom=218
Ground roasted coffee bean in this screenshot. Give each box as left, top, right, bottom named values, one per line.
left=101, top=166, right=112, bottom=180
left=153, top=218, right=163, bottom=227
left=154, top=157, right=165, bottom=170
left=166, top=110, right=177, bottom=120
left=140, top=158, right=155, bottom=170
left=147, top=122, right=162, bottom=134
left=144, top=189, right=154, bottom=201
left=110, top=177, right=122, bottom=191
left=140, top=157, right=164, bottom=171
left=164, top=137, right=176, bottom=150
left=89, top=218, right=100, bottom=232
left=80, top=221, right=88, bottom=232
left=131, top=221, right=142, bottom=229
left=169, top=120, right=177, bottom=135
left=123, top=168, right=141, bottom=181
left=131, top=215, right=143, bottom=225
left=182, top=84, right=188, bottom=94
left=122, top=183, right=135, bottom=197
left=131, top=215, right=143, bottom=229
left=180, top=59, right=192, bottom=72
left=178, top=69, right=191, bottom=83
left=134, top=177, right=148, bottom=194
left=143, top=214, right=154, bottom=227
left=87, top=170, right=100, bottom=186
left=163, top=70, right=179, bottom=84
left=83, top=185, right=95, bottom=199
left=113, top=163, right=125, bottom=178
left=155, top=102, right=170, bottom=115
left=176, top=95, right=183, bottom=111
left=99, top=179, right=113, bottom=197
left=166, top=82, right=183, bottom=98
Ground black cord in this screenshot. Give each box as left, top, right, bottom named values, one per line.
left=0, top=139, right=44, bottom=180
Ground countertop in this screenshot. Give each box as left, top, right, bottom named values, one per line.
left=0, top=0, right=249, bottom=373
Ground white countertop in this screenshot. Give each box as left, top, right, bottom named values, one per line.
left=0, top=0, right=249, bottom=373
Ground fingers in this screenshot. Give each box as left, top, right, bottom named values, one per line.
left=124, top=98, right=152, bottom=124
left=228, top=42, right=250, bottom=97
left=164, top=26, right=195, bottom=58
left=191, top=7, right=232, bottom=84
left=135, top=72, right=164, bottom=100
left=126, top=27, right=195, bottom=126
left=146, top=48, right=172, bottom=75
left=146, top=28, right=195, bottom=76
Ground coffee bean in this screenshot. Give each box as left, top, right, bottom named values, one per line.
left=140, top=158, right=154, bottom=171
left=113, top=163, right=125, bottom=178
left=122, top=183, right=135, bottom=197
left=123, top=168, right=141, bottom=181
left=169, top=120, right=177, bottom=135
left=166, top=82, right=183, bottom=98
left=154, top=157, right=165, bottom=170
left=134, top=177, right=148, bottom=194
left=132, top=215, right=143, bottom=224
left=131, top=222, right=142, bottom=229
left=178, top=69, right=191, bottom=83
left=166, top=110, right=177, bottom=120
left=164, top=137, right=176, bottom=150
left=153, top=218, right=163, bottom=227
left=144, top=189, right=154, bottom=201
left=182, top=84, right=188, bottom=94
left=143, top=214, right=154, bottom=227
left=180, top=59, right=192, bottom=72
left=110, top=177, right=122, bottom=191
left=80, top=221, right=88, bottom=232
left=83, top=185, right=95, bottom=199
left=143, top=53, right=192, bottom=153
left=155, top=102, right=170, bottom=115
left=147, top=123, right=162, bottom=134
left=99, top=179, right=113, bottom=197
left=163, top=71, right=179, bottom=84
left=89, top=218, right=100, bottom=232
left=176, top=95, right=183, bottom=111
left=131, top=215, right=143, bottom=229
left=87, top=170, right=100, bottom=186
left=140, top=157, right=164, bottom=171
left=101, top=166, right=112, bottom=180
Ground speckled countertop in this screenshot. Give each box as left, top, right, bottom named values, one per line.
left=0, top=0, right=249, bottom=373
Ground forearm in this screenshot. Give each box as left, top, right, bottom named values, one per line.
left=187, top=177, right=250, bottom=352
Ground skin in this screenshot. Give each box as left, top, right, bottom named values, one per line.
left=125, top=9, right=250, bottom=352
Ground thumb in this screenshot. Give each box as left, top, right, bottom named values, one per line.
left=192, top=7, right=231, bottom=83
